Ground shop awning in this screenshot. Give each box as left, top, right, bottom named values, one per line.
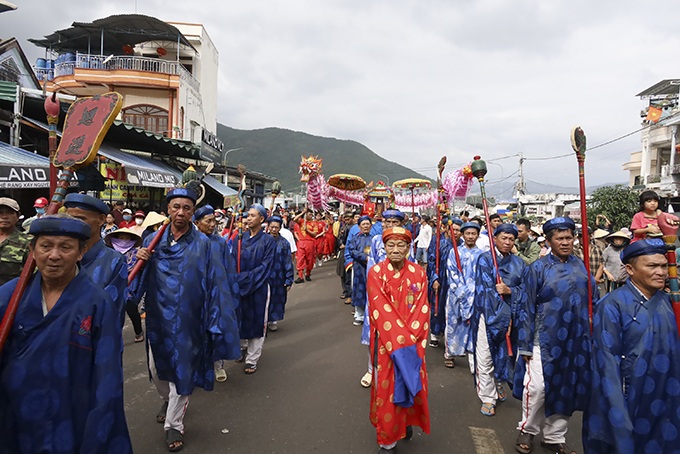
left=97, top=145, right=179, bottom=188
left=204, top=174, right=237, bottom=197
left=0, top=141, right=83, bottom=188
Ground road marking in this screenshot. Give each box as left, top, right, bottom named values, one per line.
left=469, top=426, right=505, bottom=454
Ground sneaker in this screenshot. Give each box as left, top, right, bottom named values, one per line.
left=295, top=277, right=304, bottom=284
left=268, top=321, right=278, bottom=331
left=305, top=275, right=311, bottom=282
left=215, top=368, right=228, bottom=382
left=353, top=319, right=363, bottom=326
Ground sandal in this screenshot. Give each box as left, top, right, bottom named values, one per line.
left=235, top=348, right=247, bottom=363
left=244, top=363, right=257, bottom=374
left=540, top=441, right=575, bottom=454
left=166, top=428, right=184, bottom=452
left=156, top=401, right=168, bottom=423
left=134, top=333, right=144, bottom=343
left=497, top=385, right=507, bottom=402
left=515, top=431, right=534, bottom=453
left=360, top=372, right=372, bottom=388
left=444, top=357, right=455, bottom=368
left=215, top=368, right=227, bottom=382
left=481, top=403, right=495, bottom=416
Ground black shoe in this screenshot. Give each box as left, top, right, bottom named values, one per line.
left=305, top=275, right=311, bottom=281
left=295, top=278, right=304, bottom=284
left=404, top=425, right=413, bottom=440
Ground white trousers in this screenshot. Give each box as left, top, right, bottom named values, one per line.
left=240, top=287, right=270, bottom=366
left=467, top=352, right=475, bottom=375
left=517, top=344, right=570, bottom=443
left=367, top=347, right=373, bottom=374
left=475, top=314, right=498, bottom=405
left=148, top=347, right=190, bottom=433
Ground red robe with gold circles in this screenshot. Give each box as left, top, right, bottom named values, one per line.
left=367, top=259, right=430, bottom=445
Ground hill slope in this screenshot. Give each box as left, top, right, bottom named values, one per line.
left=216, top=124, right=429, bottom=193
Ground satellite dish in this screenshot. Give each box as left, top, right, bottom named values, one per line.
left=157, top=47, right=167, bottom=56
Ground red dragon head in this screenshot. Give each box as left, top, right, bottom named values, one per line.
left=299, top=155, right=323, bottom=182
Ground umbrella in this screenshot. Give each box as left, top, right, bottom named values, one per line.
left=328, top=174, right=367, bottom=191
left=392, top=178, right=432, bottom=236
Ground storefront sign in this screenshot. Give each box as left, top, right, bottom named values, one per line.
left=100, top=163, right=150, bottom=201
left=0, top=165, right=77, bottom=188
left=200, top=128, right=224, bottom=163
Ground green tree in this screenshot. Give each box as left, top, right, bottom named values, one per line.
left=586, top=185, right=638, bottom=231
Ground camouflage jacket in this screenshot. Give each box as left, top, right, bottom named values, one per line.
left=0, top=228, right=30, bottom=286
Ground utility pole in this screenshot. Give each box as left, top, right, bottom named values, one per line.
left=515, top=152, right=527, bottom=216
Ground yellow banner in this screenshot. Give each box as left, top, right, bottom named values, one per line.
left=99, top=163, right=150, bottom=202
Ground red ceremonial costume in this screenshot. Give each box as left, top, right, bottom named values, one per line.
left=315, top=220, right=327, bottom=257
left=367, top=259, right=430, bottom=445
left=294, top=219, right=318, bottom=279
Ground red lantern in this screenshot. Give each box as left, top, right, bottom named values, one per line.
left=157, top=47, right=167, bottom=56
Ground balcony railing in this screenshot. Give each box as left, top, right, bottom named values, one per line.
left=35, top=53, right=200, bottom=92
left=647, top=174, right=662, bottom=184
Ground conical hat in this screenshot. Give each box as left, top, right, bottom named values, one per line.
left=104, top=227, right=143, bottom=248
left=141, top=211, right=167, bottom=230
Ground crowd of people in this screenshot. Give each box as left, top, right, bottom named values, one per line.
left=0, top=187, right=679, bottom=454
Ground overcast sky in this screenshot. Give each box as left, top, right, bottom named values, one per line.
left=3, top=1, right=675, bottom=195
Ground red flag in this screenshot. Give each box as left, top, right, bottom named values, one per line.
left=646, top=106, right=662, bottom=123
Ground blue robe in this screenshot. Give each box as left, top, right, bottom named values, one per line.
left=344, top=222, right=383, bottom=269
left=513, top=253, right=599, bottom=416
left=427, top=235, right=453, bottom=337
left=446, top=245, right=483, bottom=356
left=235, top=230, right=276, bottom=339
left=133, top=225, right=241, bottom=395
left=583, top=281, right=680, bottom=454
left=0, top=271, right=132, bottom=454
left=362, top=234, right=415, bottom=345
left=207, top=233, right=241, bottom=323
left=79, top=239, right=127, bottom=320
left=348, top=232, right=373, bottom=309
left=472, top=251, right=525, bottom=383
left=268, top=235, right=294, bottom=322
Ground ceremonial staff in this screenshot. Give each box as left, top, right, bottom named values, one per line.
left=0, top=92, right=122, bottom=353
left=236, top=164, right=247, bottom=272
left=571, top=126, right=594, bottom=333
left=471, top=155, right=513, bottom=356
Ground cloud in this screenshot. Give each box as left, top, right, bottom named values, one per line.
left=4, top=0, right=679, bottom=191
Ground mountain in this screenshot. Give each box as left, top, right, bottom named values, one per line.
left=216, top=124, right=430, bottom=193
left=482, top=180, right=627, bottom=201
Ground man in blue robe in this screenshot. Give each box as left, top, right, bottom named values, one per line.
left=446, top=221, right=483, bottom=370
left=234, top=204, right=276, bottom=375
left=64, top=193, right=127, bottom=319
left=472, top=223, right=525, bottom=417
left=193, top=204, right=241, bottom=384
left=348, top=215, right=374, bottom=326
left=427, top=217, right=460, bottom=350
left=265, top=215, right=294, bottom=332
left=134, top=188, right=240, bottom=451
left=583, top=239, right=680, bottom=454
left=0, top=215, right=132, bottom=454
left=513, top=217, right=598, bottom=454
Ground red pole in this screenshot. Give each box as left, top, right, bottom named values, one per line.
left=46, top=92, right=59, bottom=200
left=127, top=219, right=170, bottom=285
left=572, top=126, right=594, bottom=334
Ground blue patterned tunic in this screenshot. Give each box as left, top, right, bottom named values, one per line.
left=427, top=235, right=453, bottom=337
left=348, top=232, right=373, bottom=309
left=472, top=251, right=525, bottom=382
left=512, top=253, right=599, bottom=416
left=79, top=239, right=127, bottom=320
left=133, top=225, right=241, bottom=395
left=446, top=245, right=483, bottom=356
left=268, top=235, right=294, bottom=322
left=235, top=230, right=276, bottom=339
left=0, top=271, right=132, bottom=454
left=583, top=281, right=680, bottom=454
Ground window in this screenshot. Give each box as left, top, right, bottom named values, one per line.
left=123, top=105, right=169, bottom=136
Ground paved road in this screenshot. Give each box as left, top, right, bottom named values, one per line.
left=122, top=259, right=582, bottom=453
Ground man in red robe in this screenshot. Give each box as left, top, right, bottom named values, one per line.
left=367, top=226, right=430, bottom=453
left=293, top=208, right=319, bottom=283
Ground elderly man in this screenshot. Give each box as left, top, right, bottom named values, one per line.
left=234, top=204, right=276, bottom=375
left=265, top=215, right=294, bottom=332
left=446, top=221, right=484, bottom=370
left=472, top=223, right=525, bottom=417
left=64, top=193, right=127, bottom=318
left=583, top=238, right=680, bottom=453
left=134, top=189, right=240, bottom=451
left=359, top=210, right=413, bottom=387
left=0, top=197, right=30, bottom=286
left=348, top=215, right=374, bottom=326
left=193, top=204, right=241, bottom=383
left=513, top=217, right=598, bottom=454
left=0, top=215, right=132, bottom=453
left=367, top=227, right=430, bottom=453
